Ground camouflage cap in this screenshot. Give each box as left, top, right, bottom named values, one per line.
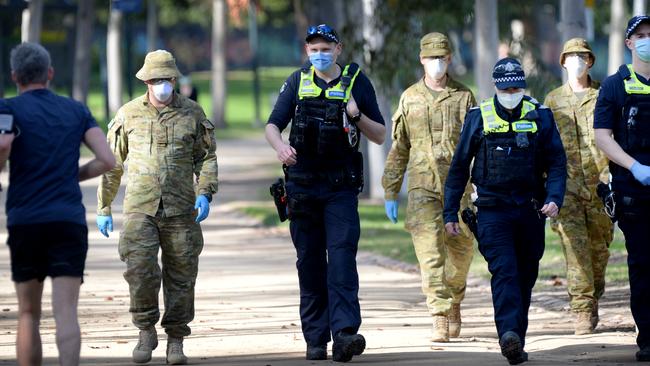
left=420, top=32, right=451, bottom=58
left=559, top=38, right=595, bottom=66
left=135, top=50, right=181, bottom=81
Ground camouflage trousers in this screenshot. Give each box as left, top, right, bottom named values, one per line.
left=405, top=189, right=474, bottom=316
left=119, top=208, right=204, bottom=337
left=551, top=194, right=613, bottom=313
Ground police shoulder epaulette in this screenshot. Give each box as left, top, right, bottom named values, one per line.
left=538, top=104, right=549, bottom=109
left=469, top=106, right=480, bottom=111
left=527, top=97, right=540, bottom=104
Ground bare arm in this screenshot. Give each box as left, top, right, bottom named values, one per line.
left=265, top=123, right=297, bottom=165
left=79, top=127, right=116, bottom=182
left=594, top=128, right=636, bottom=170
left=347, top=96, right=386, bottom=145
left=0, top=133, right=14, bottom=172
left=356, top=115, right=386, bottom=145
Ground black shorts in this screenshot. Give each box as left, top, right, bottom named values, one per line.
left=7, top=222, right=88, bottom=283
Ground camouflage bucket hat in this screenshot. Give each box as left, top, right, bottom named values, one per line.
left=559, top=38, right=595, bottom=66
left=420, top=32, right=451, bottom=58
left=135, top=50, right=181, bottom=81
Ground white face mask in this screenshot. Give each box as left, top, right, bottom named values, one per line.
left=564, top=55, right=588, bottom=79
left=496, top=91, right=525, bottom=110
left=425, top=58, right=447, bottom=80
left=152, top=81, right=174, bottom=102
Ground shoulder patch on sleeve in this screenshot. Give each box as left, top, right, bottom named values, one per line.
left=201, top=119, right=215, bottom=130
left=279, top=82, right=287, bottom=94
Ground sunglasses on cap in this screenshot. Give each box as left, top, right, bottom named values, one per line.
left=493, top=62, right=523, bottom=73
left=307, top=24, right=338, bottom=42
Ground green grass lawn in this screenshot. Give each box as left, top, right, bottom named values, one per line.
left=241, top=202, right=629, bottom=284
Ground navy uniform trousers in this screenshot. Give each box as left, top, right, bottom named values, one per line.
left=617, top=209, right=650, bottom=350
left=477, top=203, right=546, bottom=347
left=286, top=179, right=362, bottom=346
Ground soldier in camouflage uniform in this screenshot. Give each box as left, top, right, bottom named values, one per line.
left=96, top=50, right=218, bottom=364
left=381, top=32, right=475, bottom=343
left=544, top=38, right=613, bottom=335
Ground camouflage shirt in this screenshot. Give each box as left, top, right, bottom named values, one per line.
left=544, top=80, right=608, bottom=201
left=382, top=77, right=476, bottom=199
left=98, top=92, right=218, bottom=217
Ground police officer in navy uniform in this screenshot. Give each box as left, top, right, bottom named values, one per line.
left=594, top=15, right=650, bottom=362
left=265, top=24, right=385, bottom=362
left=443, top=58, right=567, bottom=365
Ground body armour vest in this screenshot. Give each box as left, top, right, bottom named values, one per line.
left=289, top=63, right=361, bottom=161
left=471, top=98, right=540, bottom=190
left=612, top=64, right=650, bottom=194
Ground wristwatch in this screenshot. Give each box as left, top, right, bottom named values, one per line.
left=349, top=112, right=361, bottom=123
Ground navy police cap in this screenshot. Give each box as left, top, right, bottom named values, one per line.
left=626, top=15, right=650, bottom=39
left=492, top=57, right=526, bottom=90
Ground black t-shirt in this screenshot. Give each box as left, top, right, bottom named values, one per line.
left=267, top=63, right=385, bottom=131
left=594, top=65, right=650, bottom=197
left=593, top=65, right=650, bottom=130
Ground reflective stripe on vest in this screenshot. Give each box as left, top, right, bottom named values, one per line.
left=480, top=98, right=537, bottom=134
left=624, top=64, right=650, bottom=94
left=297, top=64, right=361, bottom=101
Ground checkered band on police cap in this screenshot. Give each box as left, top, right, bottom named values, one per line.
left=626, top=15, right=650, bottom=39
left=492, top=57, right=526, bottom=90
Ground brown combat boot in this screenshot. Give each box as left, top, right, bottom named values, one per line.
left=431, top=315, right=449, bottom=342
left=166, top=336, right=188, bottom=365
left=449, top=303, right=462, bottom=338
left=575, top=311, right=594, bottom=335
left=591, top=301, right=599, bottom=330
left=133, top=327, right=158, bottom=363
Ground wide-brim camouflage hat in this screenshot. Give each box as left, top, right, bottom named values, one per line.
left=135, top=50, right=181, bottom=81
left=420, top=32, right=451, bottom=58
left=559, top=37, right=595, bottom=66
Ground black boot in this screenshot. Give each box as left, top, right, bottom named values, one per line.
left=306, top=344, right=327, bottom=360
left=332, top=332, right=365, bottom=363
left=637, top=346, right=650, bottom=362
left=499, top=331, right=527, bottom=365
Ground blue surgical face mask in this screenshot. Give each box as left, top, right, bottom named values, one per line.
left=309, top=51, right=334, bottom=71
left=635, top=38, right=650, bottom=62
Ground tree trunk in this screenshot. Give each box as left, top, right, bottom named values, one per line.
left=211, top=0, right=227, bottom=128
left=107, top=8, right=123, bottom=117
left=147, top=0, right=158, bottom=52
left=21, top=0, right=43, bottom=43
left=249, top=0, right=261, bottom=127
left=474, top=0, right=498, bottom=101
left=560, top=0, right=586, bottom=43
left=362, top=0, right=389, bottom=200
left=608, top=0, right=626, bottom=75
left=73, top=0, right=95, bottom=103
left=634, top=0, right=646, bottom=16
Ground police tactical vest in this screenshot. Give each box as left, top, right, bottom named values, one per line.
left=610, top=65, right=650, bottom=191
left=289, top=63, right=361, bottom=158
left=286, top=63, right=364, bottom=190
left=472, top=97, right=540, bottom=190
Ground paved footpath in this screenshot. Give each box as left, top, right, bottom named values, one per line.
left=0, top=136, right=642, bottom=365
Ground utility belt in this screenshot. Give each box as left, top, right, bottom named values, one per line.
left=473, top=195, right=546, bottom=218
left=283, top=151, right=364, bottom=192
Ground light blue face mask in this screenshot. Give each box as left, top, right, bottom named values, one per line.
left=635, top=38, right=650, bottom=62
left=309, top=52, right=334, bottom=72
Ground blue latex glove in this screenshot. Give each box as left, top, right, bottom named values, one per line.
left=195, top=195, right=210, bottom=223
left=631, top=161, right=650, bottom=186
left=384, top=200, right=399, bottom=224
left=96, top=215, right=113, bottom=238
